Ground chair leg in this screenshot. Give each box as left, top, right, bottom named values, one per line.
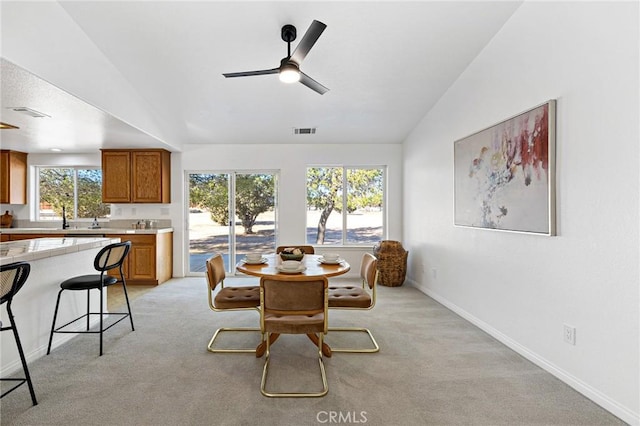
left=47, top=289, right=64, bottom=355
left=99, top=287, right=104, bottom=356
left=11, top=318, right=37, bottom=405
left=207, top=327, right=262, bottom=353
left=47, top=285, right=133, bottom=356
left=326, top=327, right=380, bottom=353
left=86, top=290, right=91, bottom=330
left=260, top=332, right=329, bottom=398
left=3, top=305, right=37, bottom=405
left=120, top=281, right=135, bottom=331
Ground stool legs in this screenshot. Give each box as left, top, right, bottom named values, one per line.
left=46, top=289, right=64, bottom=355
left=121, top=283, right=135, bottom=331
left=47, top=284, right=134, bottom=356
left=1, top=304, right=37, bottom=405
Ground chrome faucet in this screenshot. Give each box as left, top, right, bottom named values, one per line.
left=62, top=206, right=70, bottom=229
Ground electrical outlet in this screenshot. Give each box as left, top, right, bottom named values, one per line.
left=431, top=268, right=437, bottom=279
left=563, top=324, right=576, bottom=345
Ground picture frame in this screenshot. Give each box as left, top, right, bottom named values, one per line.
left=454, top=100, right=556, bottom=235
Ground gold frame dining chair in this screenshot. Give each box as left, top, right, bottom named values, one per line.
left=1, top=261, right=37, bottom=405
left=206, top=254, right=261, bottom=353
left=260, top=275, right=329, bottom=398
left=327, top=252, right=380, bottom=353
left=275, top=245, right=315, bottom=254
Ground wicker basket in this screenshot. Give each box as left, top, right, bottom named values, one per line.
left=373, top=240, right=408, bottom=287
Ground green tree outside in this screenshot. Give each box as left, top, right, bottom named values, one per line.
left=189, top=173, right=275, bottom=234
left=39, top=168, right=109, bottom=219
left=307, top=167, right=383, bottom=244
left=77, top=170, right=110, bottom=218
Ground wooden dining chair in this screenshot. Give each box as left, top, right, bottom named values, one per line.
left=326, top=252, right=380, bottom=353
left=275, top=245, right=315, bottom=254
left=260, top=274, right=329, bottom=397
left=206, top=254, right=262, bottom=353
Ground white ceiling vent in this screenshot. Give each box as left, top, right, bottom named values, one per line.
left=293, top=127, right=316, bottom=135
left=9, top=107, right=51, bottom=118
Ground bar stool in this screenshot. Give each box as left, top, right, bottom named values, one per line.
left=47, top=241, right=133, bottom=356
left=0, top=261, right=37, bottom=405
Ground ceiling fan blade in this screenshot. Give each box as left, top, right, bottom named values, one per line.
left=299, top=71, right=329, bottom=95
left=223, top=68, right=279, bottom=78
left=289, top=20, right=327, bottom=65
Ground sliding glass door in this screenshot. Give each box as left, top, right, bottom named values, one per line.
left=187, top=171, right=277, bottom=274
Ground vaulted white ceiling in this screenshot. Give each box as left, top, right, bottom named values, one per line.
left=1, top=1, right=522, bottom=153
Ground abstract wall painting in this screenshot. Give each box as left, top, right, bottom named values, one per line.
left=454, top=100, right=556, bottom=235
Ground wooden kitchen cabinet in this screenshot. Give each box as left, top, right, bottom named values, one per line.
left=106, top=232, right=173, bottom=285
left=101, top=149, right=171, bottom=203
left=101, top=150, right=131, bottom=203
left=0, top=150, right=27, bottom=204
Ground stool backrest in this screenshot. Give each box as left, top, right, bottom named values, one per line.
left=94, top=241, right=131, bottom=272
left=0, top=262, right=30, bottom=305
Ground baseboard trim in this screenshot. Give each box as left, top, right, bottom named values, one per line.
left=407, top=279, right=639, bottom=426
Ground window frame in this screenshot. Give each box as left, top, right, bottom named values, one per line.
left=306, top=165, right=386, bottom=246
left=36, top=166, right=109, bottom=222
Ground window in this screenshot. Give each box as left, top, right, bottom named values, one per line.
left=306, top=166, right=385, bottom=245
left=38, top=167, right=110, bottom=221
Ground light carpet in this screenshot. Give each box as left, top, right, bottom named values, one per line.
left=0, top=277, right=624, bottom=425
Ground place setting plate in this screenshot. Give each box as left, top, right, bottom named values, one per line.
left=318, top=257, right=343, bottom=265
left=243, top=257, right=268, bottom=265
left=276, top=265, right=307, bottom=274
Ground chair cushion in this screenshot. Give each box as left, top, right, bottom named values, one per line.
left=61, top=274, right=118, bottom=291
left=214, top=286, right=260, bottom=309
left=328, top=285, right=372, bottom=308
left=264, top=313, right=325, bottom=334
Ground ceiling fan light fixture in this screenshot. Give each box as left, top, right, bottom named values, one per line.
left=279, top=62, right=300, bottom=83
left=223, top=20, right=328, bottom=94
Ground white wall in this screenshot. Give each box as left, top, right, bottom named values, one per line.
left=1, top=1, right=178, bottom=147
left=402, top=2, right=638, bottom=424
left=177, top=143, right=403, bottom=277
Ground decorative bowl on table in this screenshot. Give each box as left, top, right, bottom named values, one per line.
left=279, top=247, right=304, bottom=261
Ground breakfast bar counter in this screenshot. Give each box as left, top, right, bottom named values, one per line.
left=1, top=228, right=174, bottom=285
left=0, top=236, right=120, bottom=265
left=0, top=227, right=173, bottom=237
left=0, top=237, right=120, bottom=376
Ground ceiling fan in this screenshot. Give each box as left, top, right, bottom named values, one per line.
left=223, top=20, right=329, bottom=95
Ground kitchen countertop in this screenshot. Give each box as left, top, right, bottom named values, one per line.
left=0, top=227, right=173, bottom=235
left=0, top=237, right=121, bottom=265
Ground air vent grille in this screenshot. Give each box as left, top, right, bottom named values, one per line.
left=10, top=107, right=50, bottom=118
left=293, top=127, right=316, bottom=135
